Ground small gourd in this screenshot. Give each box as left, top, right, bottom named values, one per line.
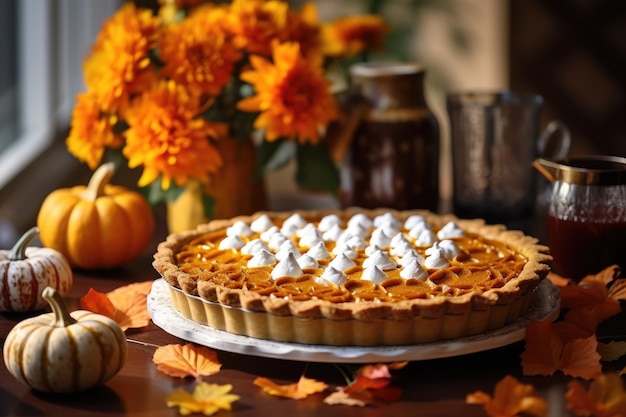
left=0, top=227, right=72, bottom=312
left=36, top=162, right=155, bottom=269
left=3, top=287, right=127, bottom=392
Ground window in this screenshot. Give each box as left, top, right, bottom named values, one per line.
left=0, top=0, right=121, bottom=191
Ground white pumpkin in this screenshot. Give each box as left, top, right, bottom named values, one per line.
left=0, top=227, right=72, bottom=312
left=3, top=287, right=127, bottom=392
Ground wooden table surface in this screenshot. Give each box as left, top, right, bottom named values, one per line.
left=1, top=213, right=624, bottom=417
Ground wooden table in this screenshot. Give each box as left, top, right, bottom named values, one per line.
left=1, top=213, right=624, bottom=417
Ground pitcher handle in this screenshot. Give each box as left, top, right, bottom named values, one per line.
left=538, top=120, right=571, bottom=160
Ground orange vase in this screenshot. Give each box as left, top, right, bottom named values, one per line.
left=166, top=138, right=266, bottom=233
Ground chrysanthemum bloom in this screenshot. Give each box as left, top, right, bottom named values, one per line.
left=227, top=0, right=289, bottom=56
left=159, top=5, right=241, bottom=97
left=284, top=3, right=322, bottom=60
left=122, top=80, right=226, bottom=190
left=237, top=42, right=338, bottom=144
left=84, top=3, right=160, bottom=113
left=66, top=92, right=122, bottom=170
left=322, top=14, right=389, bottom=57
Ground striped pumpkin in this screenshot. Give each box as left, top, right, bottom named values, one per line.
left=3, top=287, right=127, bottom=392
left=0, top=227, right=72, bottom=312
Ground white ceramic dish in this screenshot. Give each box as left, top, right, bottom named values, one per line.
left=147, top=278, right=560, bottom=363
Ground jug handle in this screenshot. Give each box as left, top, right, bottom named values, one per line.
left=537, top=120, right=571, bottom=160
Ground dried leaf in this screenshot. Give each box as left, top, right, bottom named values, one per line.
left=598, top=341, right=626, bottom=362
left=165, top=382, right=239, bottom=416
left=153, top=343, right=222, bottom=379
left=609, top=278, right=626, bottom=301
left=521, top=320, right=602, bottom=379
left=80, top=281, right=153, bottom=331
left=324, top=389, right=371, bottom=407
left=466, top=375, right=548, bottom=417
left=80, top=288, right=116, bottom=318
left=253, top=375, right=328, bottom=400
left=566, top=373, right=626, bottom=417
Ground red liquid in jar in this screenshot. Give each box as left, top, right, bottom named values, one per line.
left=547, top=214, right=626, bottom=281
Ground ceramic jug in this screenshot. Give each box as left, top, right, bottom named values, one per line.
left=533, top=155, right=626, bottom=280
left=327, top=62, right=440, bottom=212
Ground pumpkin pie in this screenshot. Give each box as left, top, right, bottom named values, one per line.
left=153, top=208, right=551, bottom=346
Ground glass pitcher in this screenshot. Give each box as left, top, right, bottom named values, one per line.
left=533, top=155, right=626, bottom=281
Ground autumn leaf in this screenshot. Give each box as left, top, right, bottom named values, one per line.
left=80, top=288, right=116, bottom=318
left=521, top=320, right=602, bottom=379
left=323, top=363, right=403, bottom=406
left=80, top=281, right=153, bottom=331
left=166, top=382, right=239, bottom=416
left=466, top=374, right=548, bottom=417
left=153, top=343, right=222, bottom=379
left=566, top=373, right=626, bottom=417
left=598, top=340, right=626, bottom=362
left=253, top=375, right=328, bottom=400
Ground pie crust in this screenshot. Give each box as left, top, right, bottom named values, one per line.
left=153, top=208, right=551, bottom=346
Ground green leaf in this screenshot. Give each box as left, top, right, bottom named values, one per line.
left=145, top=180, right=185, bottom=205
left=256, top=139, right=296, bottom=177
left=295, top=143, right=340, bottom=194
left=201, top=193, right=216, bottom=220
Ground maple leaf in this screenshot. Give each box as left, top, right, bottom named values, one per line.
left=598, top=341, right=626, bottom=362
left=466, top=374, right=548, bottom=417
left=323, top=363, right=404, bottom=406
left=566, top=373, right=626, bottom=417
left=253, top=375, right=328, bottom=400
left=153, top=343, right=222, bottom=379
left=521, top=320, right=602, bottom=379
left=80, top=288, right=116, bottom=318
left=80, top=281, right=153, bottom=331
left=165, top=382, right=239, bottom=416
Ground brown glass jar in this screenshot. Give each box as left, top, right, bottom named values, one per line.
left=340, top=62, right=440, bottom=212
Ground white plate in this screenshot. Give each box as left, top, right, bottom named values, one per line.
left=147, top=278, right=560, bottom=363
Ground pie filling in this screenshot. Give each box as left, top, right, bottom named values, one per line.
left=153, top=209, right=551, bottom=346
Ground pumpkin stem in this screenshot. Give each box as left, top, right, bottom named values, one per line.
left=82, top=162, right=115, bottom=201
left=9, top=226, right=39, bottom=261
left=42, top=287, right=77, bottom=327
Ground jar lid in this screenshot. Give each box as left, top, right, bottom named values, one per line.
left=534, top=155, right=626, bottom=186
left=350, top=62, right=424, bottom=78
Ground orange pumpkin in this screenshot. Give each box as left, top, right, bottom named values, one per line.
left=36, top=163, right=155, bottom=269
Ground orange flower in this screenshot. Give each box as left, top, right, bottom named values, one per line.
left=122, top=80, right=226, bottom=190
left=66, top=92, right=122, bottom=169
left=84, top=3, right=159, bottom=113
left=322, top=14, right=388, bottom=57
left=159, top=6, right=241, bottom=97
left=238, top=42, right=337, bottom=144
left=227, top=0, right=289, bottom=56
left=284, top=3, right=322, bottom=59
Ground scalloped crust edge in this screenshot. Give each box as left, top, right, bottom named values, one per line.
left=153, top=208, right=551, bottom=345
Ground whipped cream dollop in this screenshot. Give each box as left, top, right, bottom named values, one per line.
left=318, top=214, right=342, bottom=232
left=361, top=265, right=388, bottom=284
left=404, top=214, right=427, bottom=230
left=437, top=221, right=464, bottom=239
left=260, top=226, right=280, bottom=242
left=250, top=214, right=274, bottom=233
left=227, top=220, right=254, bottom=237
left=271, top=252, right=304, bottom=278
left=424, top=248, right=450, bottom=269
left=373, top=212, right=402, bottom=230
left=275, top=240, right=301, bottom=261
left=297, top=254, right=319, bottom=269
left=347, top=213, right=373, bottom=229
left=370, top=228, right=392, bottom=248
left=248, top=249, right=277, bottom=267
left=398, top=249, right=424, bottom=267
left=241, top=238, right=270, bottom=255
left=426, top=240, right=461, bottom=260
left=268, top=232, right=288, bottom=252
left=400, top=259, right=428, bottom=280
left=305, top=241, right=332, bottom=260
left=362, top=249, right=397, bottom=271
left=414, top=229, right=438, bottom=246
left=322, top=224, right=344, bottom=242
left=218, top=235, right=245, bottom=250
left=328, top=253, right=356, bottom=271
left=332, top=243, right=358, bottom=259
left=316, top=266, right=348, bottom=286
